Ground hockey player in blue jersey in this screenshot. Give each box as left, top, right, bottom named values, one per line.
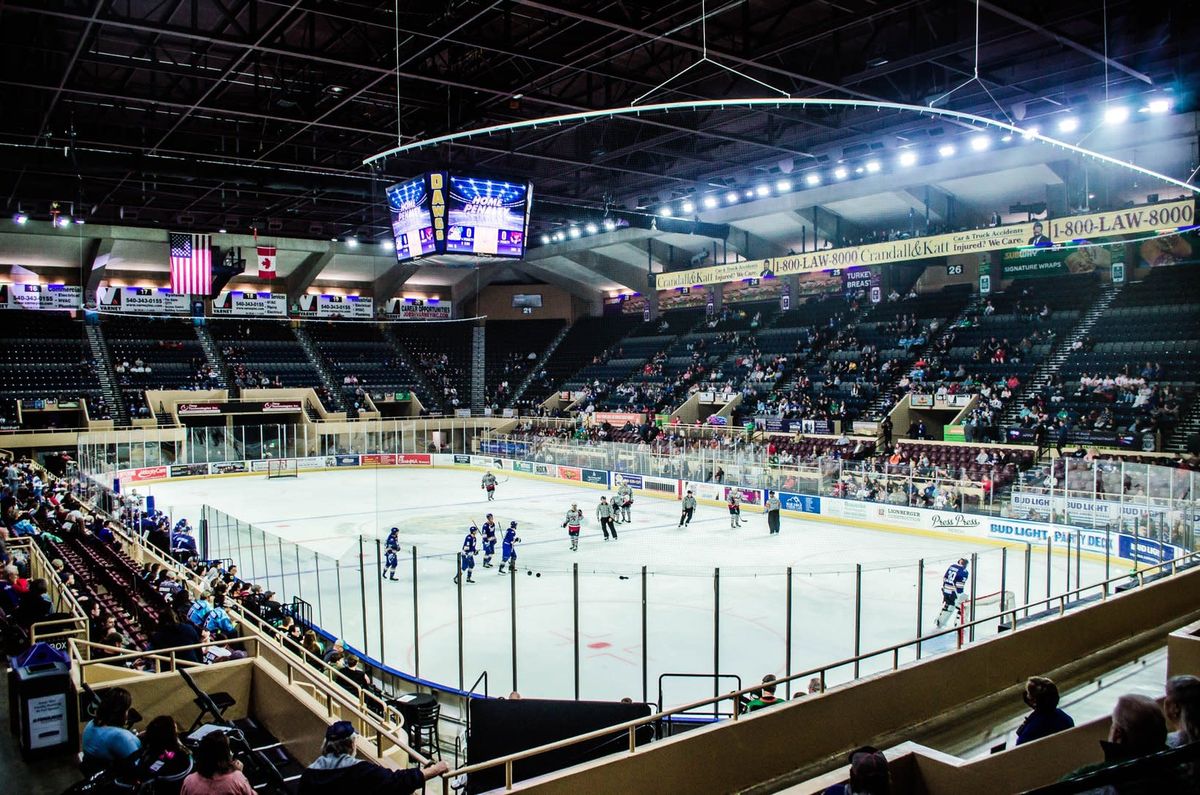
left=383, top=546, right=399, bottom=581
left=385, top=527, right=400, bottom=553
left=498, top=521, right=521, bottom=575
left=481, top=514, right=498, bottom=568
left=454, top=526, right=479, bottom=584
left=935, top=558, right=969, bottom=628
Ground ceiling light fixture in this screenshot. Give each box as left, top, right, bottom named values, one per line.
left=680, top=200, right=695, bottom=214
left=755, top=185, right=770, bottom=197
left=585, top=222, right=598, bottom=234
left=898, top=151, right=917, bottom=167
left=804, top=173, right=821, bottom=186
left=703, top=196, right=718, bottom=209
left=938, top=144, right=956, bottom=158
left=569, top=227, right=581, bottom=238
left=833, top=166, right=849, bottom=180
left=1104, top=106, right=1130, bottom=125
left=776, top=179, right=792, bottom=192
left=658, top=206, right=673, bottom=217
left=1057, top=116, right=1079, bottom=133
left=725, top=191, right=739, bottom=204
left=970, top=135, right=990, bottom=151
left=864, top=160, right=881, bottom=173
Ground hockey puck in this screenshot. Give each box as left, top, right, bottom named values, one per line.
left=527, top=570, right=533, bottom=576
left=536, top=572, right=541, bottom=578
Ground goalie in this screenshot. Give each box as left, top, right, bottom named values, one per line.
left=935, top=558, right=969, bottom=628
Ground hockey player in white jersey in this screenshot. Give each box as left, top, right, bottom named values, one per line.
left=563, top=503, right=584, bottom=551
left=481, top=471, right=498, bottom=501
left=727, top=489, right=743, bottom=528
left=616, top=481, right=634, bottom=523
left=934, top=558, right=969, bottom=628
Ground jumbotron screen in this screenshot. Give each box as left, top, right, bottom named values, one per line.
left=444, top=176, right=532, bottom=257
left=386, top=177, right=438, bottom=262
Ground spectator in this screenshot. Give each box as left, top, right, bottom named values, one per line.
left=180, top=731, right=254, bottom=795
left=82, top=687, right=142, bottom=774
left=323, top=638, right=345, bottom=664
left=203, top=594, right=237, bottom=638
left=743, top=674, right=782, bottom=713
left=1061, top=694, right=1167, bottom=782
left=14, top=577, right=53, bottom=628
left=150, top=611, right=202, bottom=664
left=823, top=746, right=890, bottom=795
left=1015, top=676, right=1074, bottom=745
left=1164, top=674, right=1200, bottom=747
left=135, top=715, right=193, bottom=795
left=298, top=720, right=448, bottom=794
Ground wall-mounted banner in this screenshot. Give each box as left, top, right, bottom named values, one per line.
left=97, top=286, right=190, bottom=314
left=293, top=293, right=375, bottom=319
left=177, top=403, right=221, bottom=416
left=0, top=283, right=82, bottom=311
left=778, top=492, right=821, bottom=514
left=999, top=242, right=1119, bottom=280
left=327, top=455, right=360, bottom=467
left=655, top=199, right=1194, bottom=290
left=582, top=468, right=609, bottom=486
left=210, top=290, right=288, bottom=317
left=556, top=465, right=582, bottom=481
left=382, top=298, right=452, bottom=320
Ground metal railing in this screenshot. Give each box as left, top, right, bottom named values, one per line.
left=438, top=548, right=1200, bottom=792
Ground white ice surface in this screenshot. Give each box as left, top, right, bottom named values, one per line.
left=141, top=469, right=1111, bottom=704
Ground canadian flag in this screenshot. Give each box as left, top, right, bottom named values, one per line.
left=257, top=245, right=277, bottom=279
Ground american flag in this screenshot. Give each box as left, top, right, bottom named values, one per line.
left=169, top=232, right=212, bottom=295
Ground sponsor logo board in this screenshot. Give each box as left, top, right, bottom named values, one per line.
left=128, top=466, right=169, bottom=483
left=614, top=473, right=643, bottom=490
left=169, top=463, right=210, bottom=478
left=177, top=403, right=221, bottom=416
left=582, top=468, right=608, bottom=486
left=328, top=455, right=359, bottom=467
left=211, top=461, right=247, bottom=474
left=399, top=454, right=431, bottom=466
left=779, top=493, right=821, bottom=514
left=454, top=454, right=472, bottom=465
left=557, top=466, right=582, bottom=481
left=261, top=401, right=301, bottom=413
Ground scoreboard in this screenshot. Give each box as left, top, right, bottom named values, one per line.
left=387, top=172, right=532, bottom=262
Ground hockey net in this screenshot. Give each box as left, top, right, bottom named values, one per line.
left=266, top=458, right=299, bottom=479
left=957, top=590, right=1016, bottom=644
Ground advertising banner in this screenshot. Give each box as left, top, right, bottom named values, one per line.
left=177, top=403, right=221, bottom=416
left=471, top=455, right=505, bottom=469
left=557, top=466, right=582, bottom=481
left=533, top=462, right=554, bottom=476
left=297, top=456, right=326, bottom=470
left=96, top=286, right=190, bottom=314
left=382, top=298, right=453, bottom=320
left=655, top=199, right=1194, bottom=289
left=211, top=461, right=248, bottom=475
left=127, top=466, right=169, bottom=483
left=842, top=267, right=879, bottom=294
left=512, top=460, right=533, bottom=472
left=453, top=454, right=472, bottom=465
left=778, top=492, right=821, bottom=514
left=329, top=455, right=360, bottom=467
left=684, top=481, right=725, bottom=501
left=0, top=283, right=82, bottom=311
left=210, top=290, right=288, bottom=317
left=591, top=411, right=645, bottom=426
left=169, top=463, right=210, bottom=478
left=726, top=486, right=763, bottom=506
left=479, top=440, right=531, bottom=457
left=1009, top=491, right=1179, bottom=526
left=294, top=293, right=374, bottom=319
left=582, top=468, right=609, bottom=486
left=638, top=474, right=680, bottom=498
left=999, top=242, right=1120, bottom=280
left=399, top=454, right=432, bottom=466
left=262, top=400, right=302, bottom=413
left=613, top=473, right=643, bottom=490
left=361, top=454, right=397, bottom=466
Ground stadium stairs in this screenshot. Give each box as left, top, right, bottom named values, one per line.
left=471, top=325, right=486, bottom=411
left=195, top=323, right=234, bottom=388
left=84, top=323, right=129, bottom=426
left=1166, top=399, right=1200, bottom=453
left=378, top=324, right=442, bottom=412
left=290, top=325, right=346, bottom=413
left=999, top=282, right=1122, bottom=430
left=507, top=322, right=571, bottom=407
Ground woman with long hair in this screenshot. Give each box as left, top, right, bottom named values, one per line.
left=135, top=715, right=193, bottom=795
left=179, top=731, right=253, bottom=795
left=81, top=687, right=141, bottom=774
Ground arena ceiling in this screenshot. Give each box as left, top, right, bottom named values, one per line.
left=0, top=0, right=1196, bottom=296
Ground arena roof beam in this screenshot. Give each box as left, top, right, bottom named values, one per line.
left=371, top=263, right=421, bottom=303
left=976, top=1, right=1153, bottom=85
left=557, top=249, right=652, bottom=295
left=286, top=247, right=335, bottom=304
left=453, top=263, right=509, bottom=315
left=725, top=229, right=791, bottom=261
left=84, top=236, right=115, bottom=301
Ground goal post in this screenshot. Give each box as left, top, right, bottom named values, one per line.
left=266, top=457, right=299, bottom=479
left=957, top=589, right=1016, bottom=644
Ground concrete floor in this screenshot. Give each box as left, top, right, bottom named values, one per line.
left=1, top=674, right=88, bottom=795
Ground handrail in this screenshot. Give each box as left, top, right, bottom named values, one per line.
left=439, top=548, right=1200, bottom=791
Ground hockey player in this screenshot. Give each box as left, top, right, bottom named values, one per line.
left=563, top=503, right=585, bottom=551
left=481, top=513, right=498, bottom=568
left=481, top=471, right=498, bottom=501
left=454, top=526, right=479, bottom=584
left=596, top=496, right=618, bottom=541
left=382, top=545, right=399, bottom=581
left=616, top=480, right=634, bottom=523
left=679, top=490, right=697, bottom=527
left=934, top=558, right=969, bottom=628
left=385, top=527, right=400, bottom=553
left=498, top=521, right=521, bottom=574
left=727, top=489, right=743, bottom=528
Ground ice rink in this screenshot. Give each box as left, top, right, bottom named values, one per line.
left=140, top=468, right=1111, bottom=704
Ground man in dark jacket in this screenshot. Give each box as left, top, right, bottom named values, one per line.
left=299, top=720, right=448, bottom=795
left=148, top=612, right=202, bottom=664
left=1015, top=676, right=1074, bottom=745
